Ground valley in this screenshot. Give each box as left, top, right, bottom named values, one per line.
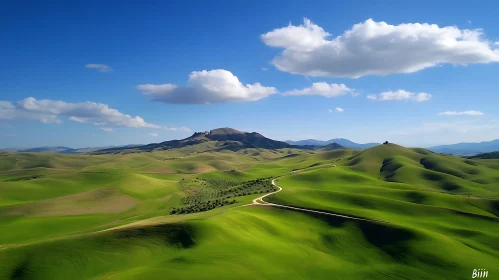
left=0, top=130, right=498, bottom=279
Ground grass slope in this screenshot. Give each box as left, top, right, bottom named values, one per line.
left=0, top=145, right=498, bottom=279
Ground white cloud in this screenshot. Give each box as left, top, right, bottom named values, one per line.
left=137, top=84, right=178, bottom=94
left=137, top=69, right=277, bottom=104
left=261, top=18, right=499, bottom=78
left=412, top=93, right=432, bottom=102
left=283, top=82, right=353, bottom=97
left=262, top=18, right=330, bottom=52
left=438, top=110, right=484, bottom=116
left=100, top=127, right=113, bottom=132
left=261, top=67, right=268, bottom=71
left=328, top=107, right=344, bottom=113
left=85, top=64, right=113, bottom=73
left=0, top=101, right=14, bottom=109
left=149, top=133, right=159, bottom=137
left=367, top=90, right=431, bottom=102
left=0, top=97, right=159, bottom=128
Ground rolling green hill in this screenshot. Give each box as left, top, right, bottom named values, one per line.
left=0, top=144, right=497, bottom=279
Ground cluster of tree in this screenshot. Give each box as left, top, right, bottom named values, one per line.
left=172, top=177, right=276, bottom=215
left=199, top=178, right=240, bottom=189
left=178, top=178, right=209, bottom=189
left=170, top=199, right=236, bottom=214
left=219, top=178, right=276, bottom=197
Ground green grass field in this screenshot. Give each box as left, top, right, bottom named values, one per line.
left=0, top=145, right=497, bottom=279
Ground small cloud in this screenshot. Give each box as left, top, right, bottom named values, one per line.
left=85, top=64, right=113, bottom=73
left=100, top=127, right=113, bottom=132
left=438, top=110, right=484, bottom=116
left=367, top=90, right=431, bottom=102
left=328, top=107, right=344, bottom=113
left=283, top=82, right=353, bottom=98
left=467, top=20, right=472, bottom=24
left=261, top=67, right=268, bottom=71
left=149, top=133, right=159, bottom=137
left=495, top=41, right=499, bottom=46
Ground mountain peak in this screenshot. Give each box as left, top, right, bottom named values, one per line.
left=96, top=127, right=291, bottom=153
left=189, top=128, right=246, bottom=139
left=208, top=128, right=244, bottom=136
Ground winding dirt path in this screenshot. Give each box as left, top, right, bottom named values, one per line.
left=250, top=178, right=386, bottom=223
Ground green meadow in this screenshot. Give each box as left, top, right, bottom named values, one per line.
left=0, top=145, right=498, bottom=279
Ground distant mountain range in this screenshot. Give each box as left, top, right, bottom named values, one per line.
left=95, top=128, right=292, bottom=154
left=5, top=130, right=499, bottom=156
left=428, top=139, right=499, bottom=156
left=285, top=138, right=379, bottom=149
left=0, top=145, right=136, bottom=154
left=1, top=128, right=355, bottom=155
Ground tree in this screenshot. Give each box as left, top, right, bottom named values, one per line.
left=383, top=141, right=389, bottom=145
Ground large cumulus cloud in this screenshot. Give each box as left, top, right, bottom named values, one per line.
left=262, top=18, right=499, bottom=78
left=137, top=69, right=278, bottom=104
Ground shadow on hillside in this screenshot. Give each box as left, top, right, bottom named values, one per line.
left=114, top=223, right=197, bottom=249
left=421, top=170, right=464, bottom=192
left=10, top=258, right=31, bottom=280
left=380, top=158, right=403, bottom=175
left=358, top=221, right=415, bottom=261
left=286, top=209, right=417, bottom=261
left=404, top=191, right=427, bottom=204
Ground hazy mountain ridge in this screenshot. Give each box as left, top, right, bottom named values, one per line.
left=286, top=138, right=378, bottom=149
left=429, top=139, right=499, bottom=156
left=0, top=145, right=137, bottom=154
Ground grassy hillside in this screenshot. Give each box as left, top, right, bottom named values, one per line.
left=267, top=144, right=499, bottom=278
left=0, top=145, right=498, bottom=279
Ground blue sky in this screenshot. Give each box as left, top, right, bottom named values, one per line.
left=1, top=0, right=499, bottom=148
